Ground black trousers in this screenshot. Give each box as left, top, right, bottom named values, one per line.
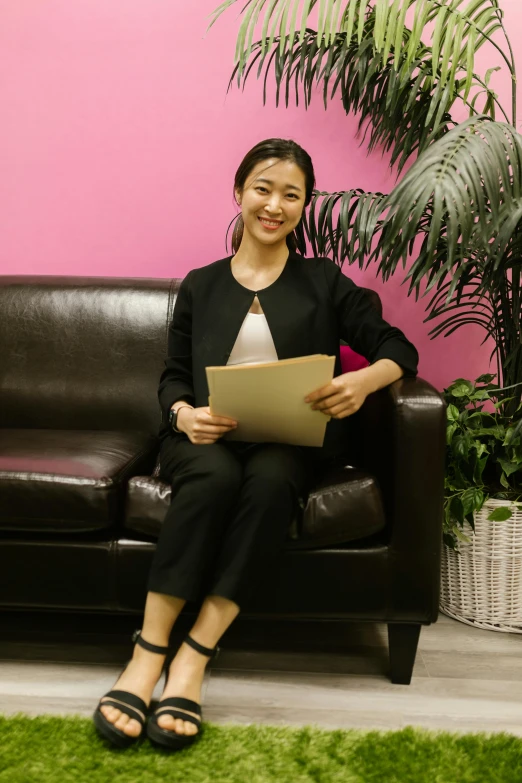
left=147, top=433, right=318, bottom=609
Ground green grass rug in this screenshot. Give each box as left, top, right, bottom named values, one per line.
left=1, top=714, right=521, bottom=783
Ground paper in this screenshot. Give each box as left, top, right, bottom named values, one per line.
left=206, top=354, right=336, bottom=447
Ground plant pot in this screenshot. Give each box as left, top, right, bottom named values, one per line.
left=440, top=499, right=522, bottom=633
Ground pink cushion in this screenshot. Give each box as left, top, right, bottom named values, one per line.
left=340, top=345, right=369, bottom=373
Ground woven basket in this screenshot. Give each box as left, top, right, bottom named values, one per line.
left=440, top=499, right=522, bottom=633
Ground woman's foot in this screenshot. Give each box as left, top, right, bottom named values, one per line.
left=155, top=638, right=210, bottom=737
left=99, top=642, right=167, bottom=738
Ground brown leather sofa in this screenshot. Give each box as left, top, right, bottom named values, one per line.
left=0, top=275, right=446, bottom=684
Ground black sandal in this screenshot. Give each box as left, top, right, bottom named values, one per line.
left=146, top=633, right=220, bottom=751
left=93, top=629, right=171, bottom=748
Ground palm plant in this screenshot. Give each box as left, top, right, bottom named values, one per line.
left=208, top=0, right=521, bottom=418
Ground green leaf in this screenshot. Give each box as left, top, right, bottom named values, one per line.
left=341, top=0, right=359, bottom=46
left=381, top=0, right=401, bottom=66
left=443, top=531, right=459, bottom=550
left=487, top=506, right=513, bottom=522
left=299, top=0, right=316, bottom=43
left=450, top=380, right=475, bottom=397
left=357, top=0, right=371, bottom=44
left=449, top=494, right=465, bottom=524
left=493, top=397, right=516, bottom=410
left=373, top=0, right=386, bottom=52
left=473, top=454, right=488, bottom=484
left=392, top=0, right=409, bottom=70
left=500, top=472, right=510, bottom=489
left=497, top=457, right=519, bottom=477
left=474, top=442, right=489, bottom=459
left=461, top=486, right=483, bottom=516
left=474, top=425, right=505, bottom=439
left=430, top=3, right=448, bottom=76
left=447, top=404, right=460, bottom=422
left=484, top=65, right=501, bottom=87
left=471, top=390, right=491, bottom=401
left=446, top=422, right=458, bottom=445
left=455, top=463, right=471, bottom=489
left=207, top=0, right=237, bottom=33
left=462, top=24, right=477, bottom=101
left=453, top=433, right=473, bottom=461
left=448, top=16, right=465, bottom=89
left=454, top=527, right=472, bottom=543
left=438, top=10, right=457, bottom=90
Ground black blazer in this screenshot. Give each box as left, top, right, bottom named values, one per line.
left=158, top=251, right=419, bottom=460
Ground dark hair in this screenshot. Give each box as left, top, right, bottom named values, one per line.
left=230, top=138, right=315, bottom=254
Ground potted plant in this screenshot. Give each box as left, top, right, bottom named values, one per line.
left=209, top=0, right=522, bottom=630
left=440, top=373, right=522, bottom=631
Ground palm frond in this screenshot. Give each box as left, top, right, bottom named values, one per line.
left=424, top=273, right=495, bottom=319
left=424, top=273, right=496, bottom=337
left=301, top=189, right=386, bottom=265
left=209, top=0, right=502, bottom=106
left=228, top=26, right=456, bottom=172
left=426, top=0, right=502, bottom=97
left=486, top=200, right=522, bottom=269
left=373, top=117, right=522, bottom=283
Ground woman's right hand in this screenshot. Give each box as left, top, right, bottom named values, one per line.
left=177, top=406, right=237, bottom=445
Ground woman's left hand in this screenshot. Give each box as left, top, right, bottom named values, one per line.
left=304, top=371, right=371, bottom=419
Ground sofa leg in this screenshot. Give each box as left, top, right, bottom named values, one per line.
left=387, top=623, right=421, bottom=685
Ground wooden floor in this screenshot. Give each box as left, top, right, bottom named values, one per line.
left=1, top=610, right=521, bottom=737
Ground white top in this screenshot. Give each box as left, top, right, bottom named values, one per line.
left=226, top=312, right=278, bottom=366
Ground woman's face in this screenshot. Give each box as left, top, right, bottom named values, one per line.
left=235, top=158, right=306, bottom=247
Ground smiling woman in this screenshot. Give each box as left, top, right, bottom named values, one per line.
left=93, top=136, right=419, bottom=755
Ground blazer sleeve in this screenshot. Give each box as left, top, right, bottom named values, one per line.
left=324, top=259, right=419, bottom=378
left=158, top=271, right=196, bottom=421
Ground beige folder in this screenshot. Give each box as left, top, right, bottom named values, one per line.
left=206, top=354, right=336, bottom=447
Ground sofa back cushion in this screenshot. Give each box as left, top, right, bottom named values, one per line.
left=0, top=275, right=381, bottom=435
left=0, top=276, right=176, bottom=434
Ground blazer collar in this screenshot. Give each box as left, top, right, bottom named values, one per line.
left=208, top=250, right=308, bottom=364
left=226, top=248, right=301, bottom=295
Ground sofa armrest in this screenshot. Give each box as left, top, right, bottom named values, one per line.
left=358, top=377, right=446, bottom=620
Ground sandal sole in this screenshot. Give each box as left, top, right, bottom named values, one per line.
left=147, top=718, right=200, bottom=750
left=93, top=708, right=143, bottom=749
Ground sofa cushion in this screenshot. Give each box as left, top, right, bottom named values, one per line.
left=0, top=429, right=158, bottom=533
left=0, top=277, right=172, bottom=435
left=124, top=464, right=386, bottom=548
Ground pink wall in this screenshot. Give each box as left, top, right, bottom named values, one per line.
left=2, top=1, right=521, bottom=392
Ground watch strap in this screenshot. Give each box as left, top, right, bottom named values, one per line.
left=170, top=404, right=193, bottom=433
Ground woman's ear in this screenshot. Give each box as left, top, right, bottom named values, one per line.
left=234, top=189, right=242, bottom=207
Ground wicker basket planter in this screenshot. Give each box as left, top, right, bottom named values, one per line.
left=440, top=499, right=522, bottom=633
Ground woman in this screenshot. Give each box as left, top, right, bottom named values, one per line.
left=93, top=138, right=419, bottom=750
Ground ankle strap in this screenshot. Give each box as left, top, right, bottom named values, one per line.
left=183, top=633, right=220, bottom=660
left=132, top=629, right=170, bottom=655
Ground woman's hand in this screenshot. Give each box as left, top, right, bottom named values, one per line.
left=304, top=371, right=371, bottom=419
left=177, top=406, right=237, bottom=445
